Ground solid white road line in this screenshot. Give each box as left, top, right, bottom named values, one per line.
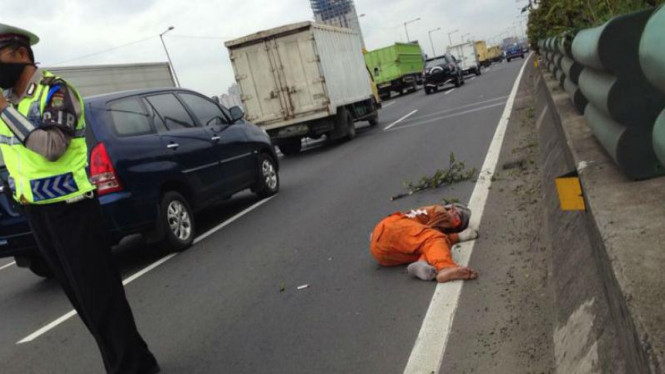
left=444, top=88, right=456, bottom=95
left=402, top=53, right=532, bottom=374
left=0, top=261, right=16, bottom=271
left=18, top=196, right=276, bottom=344
left=383, top=109, right=418, bottom=131
left=382, top=101, right=396, bottom=108
left=469, top=76, right=476, bottom=81
left=386, top=102, right=506, bottom=132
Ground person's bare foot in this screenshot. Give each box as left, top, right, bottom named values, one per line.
left=435, top=266, right=478, bottom=283
left=407, top=261, right=437, bottom=281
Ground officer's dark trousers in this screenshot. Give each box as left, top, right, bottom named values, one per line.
left=24, top=197, right=159, bottom=374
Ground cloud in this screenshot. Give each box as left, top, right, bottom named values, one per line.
left=2, top=0, right=525, bottom=96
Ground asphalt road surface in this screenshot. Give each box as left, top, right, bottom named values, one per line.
left=0, top=57, right=555, bottom=374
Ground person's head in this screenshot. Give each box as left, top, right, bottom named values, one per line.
left=0, top=25, right=39, bottom=90
left=429, top=203, right=471, bottom=233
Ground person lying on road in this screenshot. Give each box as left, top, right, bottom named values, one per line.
left=369, top=203, right=479, bottom=282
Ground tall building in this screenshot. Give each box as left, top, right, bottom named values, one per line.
left=310, top=0, right=365, bottom=48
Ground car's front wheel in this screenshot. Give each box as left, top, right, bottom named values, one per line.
left=159, top=191, right=195, bottom=251
left=254, top=153, right=279, bottom=198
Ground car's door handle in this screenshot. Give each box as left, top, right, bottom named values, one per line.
left=167, top=143, right=179, bottom=149
left=211, top=136, right=221, bottom=142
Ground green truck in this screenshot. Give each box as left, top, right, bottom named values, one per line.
left=364, top=42, right=425, bottom=99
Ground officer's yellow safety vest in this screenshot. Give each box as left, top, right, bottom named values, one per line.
left=0, top=70, right=94, bottom=204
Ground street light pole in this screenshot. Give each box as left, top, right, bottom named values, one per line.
left=448, top=29, right=459, bottom=46
left=428, top=27, right=441, bottom=57
left=160, top=26, right=181, bottom=88
left=403, top=17, right=421, bottom=42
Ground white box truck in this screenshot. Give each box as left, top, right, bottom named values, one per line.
left=225, top=21, right=379, bottom=155
left=447, top=42, right=482, bottom=76
left=47, top=62, right=176, bottom=97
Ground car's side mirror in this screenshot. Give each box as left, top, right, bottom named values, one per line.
left=229, top=106, right=245, bottom=123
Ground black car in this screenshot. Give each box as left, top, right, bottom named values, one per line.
left=424, top=53, right=465, bottom=95
left=0, top=88, right=280, bottom=277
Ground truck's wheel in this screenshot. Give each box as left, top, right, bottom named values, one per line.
left=475, top=67, right=481, bottom=76
left=507, top=57, right=512, bottom=62
left=411, top=80, right=418, bottom=92
left=345, top=110, right=356, bottom=140
left=398, top=88, right=404, bottom=96
left=455, top=76, right=462, bottom=87
left=254, top=153, right=279, bottom=198
left=425, top=87, right=431, bottom=95
left=278, top=139, right=302, bottom=156
left=159, top=191, right=195, bottom=252
left=368, top=111, right=379, bottom=127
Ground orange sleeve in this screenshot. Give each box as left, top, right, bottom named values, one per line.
left=420, top=233, right=458, bottom=271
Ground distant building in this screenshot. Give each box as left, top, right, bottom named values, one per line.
left=218, top=83, right=243, bottom=110
left=310, top=0, right=365, bottom=48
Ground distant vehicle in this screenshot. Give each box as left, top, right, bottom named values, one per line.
left=487, top=45, right=504, bottom=62
left=506, top=44, right=525, bottom=62
left=0, top=88, right=279, bottom=277
left=423, top=53, right=464, bottom=95
left=364, top=42, right=425, bottom=100
left=225, top=21, right=379, bottom=156
left=447, top=41, right=482, bottom=76
left=474, top=40, right=491, bottom=67
left=47, top=62, right=176, bottom=97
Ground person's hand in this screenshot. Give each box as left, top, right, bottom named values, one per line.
left=458, top=229, right=479, bottom=242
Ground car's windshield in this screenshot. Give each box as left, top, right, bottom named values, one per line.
left=426, top=57, right=448, bottom=69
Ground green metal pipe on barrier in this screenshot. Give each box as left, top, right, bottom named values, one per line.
left=640, top=5, right=665, bottom=94
left=556, top=33, right=574, bottom=58
left=572, top=9, right=654, bottom=76
left=578, top=68, right=664, bottom=127
left=564, top=78, right=588, bottom=115
left=585, top=104, right=664, bottom=179
left=554, top=68, right=566, bottom=89
left=561, top=56, right=584, bottom=85
left=654, top=110, right=665, bottom=165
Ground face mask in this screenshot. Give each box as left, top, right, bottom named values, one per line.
left=0, top=62, right=31, bottom=89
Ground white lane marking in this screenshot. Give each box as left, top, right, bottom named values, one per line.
left=383, top=109, right=418, bottom=131
left=485, top=67, right=492, bottom=72
left=0, top=261, right=16, bottom=271
left=444, top=88, right=456, bottom=95
left=193, top=196, right=275, bottom=244
left=398, top=95, right=508, bottom=124
left=386, top=102, right=506, bottom=132
left=382, top=101, right=396, bottom=108
left=535, top=106, right=548, bottom=131
left=403, top=52, right=532, bottom=374
left=469, top=77, right=476, bottom=81
left=18, top=196, right=276, bottom=344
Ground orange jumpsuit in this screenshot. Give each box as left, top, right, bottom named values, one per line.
left=370, top=205, right=461, bottom=271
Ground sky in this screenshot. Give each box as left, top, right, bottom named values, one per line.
left=2, top=0, right=528, bottom=97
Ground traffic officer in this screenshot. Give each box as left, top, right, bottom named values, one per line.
left=0, top=24, right=160, bottom=374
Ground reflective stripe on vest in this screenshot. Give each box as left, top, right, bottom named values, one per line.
left=0, top=70, right=95, bottom=204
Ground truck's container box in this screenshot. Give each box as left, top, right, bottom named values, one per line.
left=447, top=42, right=480, bottom=74
left=363, top=43, right=424, bottom=86
left=225, top=21, right=373, bottom=131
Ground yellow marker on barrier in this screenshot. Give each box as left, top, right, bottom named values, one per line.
left=555, top=172, right=586, bottom=211
left=534, top=59, right=539, bottom=68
